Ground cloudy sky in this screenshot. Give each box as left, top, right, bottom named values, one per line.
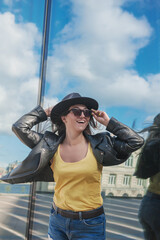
left=0, top=0, right=160, bottom=168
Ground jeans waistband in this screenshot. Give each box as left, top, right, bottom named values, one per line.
left=146, top=191, right=160, bottom=199
left=53, top=202, right=104, bottom=220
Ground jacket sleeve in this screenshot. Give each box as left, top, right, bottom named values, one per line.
left=107, top=117, right=144, bottom=159
left=12, top=105, right=47, bottom=149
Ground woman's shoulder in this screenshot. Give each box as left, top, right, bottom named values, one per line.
left=43, top=130, right=64, bottom=146
left=86, top=131, right=110, bottom=144
left=44, top=130, right=60, bottom=140
left=88, top=130, right=109, bottom=137
left=146, top=139, right=160, bottom=149
left=142, top=139, right=160, bottom=159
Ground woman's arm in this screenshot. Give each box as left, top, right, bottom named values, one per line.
left=92, top=109, right=144, bottom=157
left=12, top=105, right=48, bottom=149
left=107, top=117, right=144, bottom=156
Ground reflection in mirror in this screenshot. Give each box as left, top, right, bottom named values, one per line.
left=134, top=113, right=160, bottom=239
left=0, top=0, right=45, bottom=239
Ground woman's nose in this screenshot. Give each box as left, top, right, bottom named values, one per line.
left=80, top=111, right=85, bottom=117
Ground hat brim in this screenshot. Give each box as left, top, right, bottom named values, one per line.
left=51, top=97, right=98, bottom=123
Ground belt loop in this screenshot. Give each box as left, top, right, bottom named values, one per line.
left=55, top=205, right=58, bottom=214
left=53, top=202, right=58, bottom=214
left=79, top=212, right=82, bottom=220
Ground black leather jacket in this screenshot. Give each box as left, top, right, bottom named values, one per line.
left=1, top=106, right=144, bottom=184
left=134, top=139, right=160, bottom=179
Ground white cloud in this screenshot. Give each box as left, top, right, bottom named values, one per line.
left=43, top=96, right=59, bottom=109
left=1, top=0, right=160, bottom=134
left=0, top=12, right=41, bottom=134
left=47, top=0, right=160, bottom=113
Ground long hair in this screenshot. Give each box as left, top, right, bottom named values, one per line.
left=140, top=113, right=160, bottom=143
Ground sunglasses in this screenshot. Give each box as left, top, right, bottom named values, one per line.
left=67, top=108, right=92, bottom=117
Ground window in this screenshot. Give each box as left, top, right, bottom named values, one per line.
left=123, top=175, right=131, bottom=186
left=125, top=155, right=133, bottom=167
left=137, top=178, right=147, bottom=187
left=108, top=174, right=116, bottom=185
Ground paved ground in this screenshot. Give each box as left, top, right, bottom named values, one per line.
left=0, top=193, right=144, bottom=240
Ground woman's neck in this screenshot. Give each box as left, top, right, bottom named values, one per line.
left=63, top=131, right=86, bottom=146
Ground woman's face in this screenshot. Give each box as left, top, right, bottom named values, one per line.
left=61, top=104, right=91, bottom=133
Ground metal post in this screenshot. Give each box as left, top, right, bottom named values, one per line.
left=25, top=0, right=52, bottom=239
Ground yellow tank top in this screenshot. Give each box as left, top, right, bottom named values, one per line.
left=50, top=143, right=103, bottom=211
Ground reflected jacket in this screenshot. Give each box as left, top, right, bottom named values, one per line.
left=134, top=139, right=160, bottom=179
left=1, top=106, right=144, bottom=184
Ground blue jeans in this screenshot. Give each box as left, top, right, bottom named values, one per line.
left=138, top=191, right=160, bottom=240
left=48, top=206, right=106, bottom=240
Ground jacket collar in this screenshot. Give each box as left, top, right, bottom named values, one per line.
left=43, top=131, right=65, bottom=149
left=43, top=130, right=104, bottom=150
left=84, top=132, right=104, bottom=148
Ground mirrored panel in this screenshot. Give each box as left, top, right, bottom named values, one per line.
left=33, top=1, right=160, bottom=239
left=0, top=0, right=45, bottom=239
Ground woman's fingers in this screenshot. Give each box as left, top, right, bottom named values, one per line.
left=91, top=109, right=110, bottom=127
left=92, top=109, right=101, bottom=116
left=45, top=107, right=53, bottom=117
left=91, top=109, right=104, bottom=118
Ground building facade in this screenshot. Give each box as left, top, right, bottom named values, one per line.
left=101, top=151, right=149, bottom=197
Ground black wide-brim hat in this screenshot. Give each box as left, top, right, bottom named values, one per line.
left=51, top=93, right=98, bottom=123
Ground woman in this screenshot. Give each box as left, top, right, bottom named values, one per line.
left=134, top=113, right=160, bottom=240
left=2, top=93, right=144, bottom=240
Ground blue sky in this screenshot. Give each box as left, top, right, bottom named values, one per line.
left=123, top=0, right=160, bottom=76
left=0, top=0, right=160, bottom=168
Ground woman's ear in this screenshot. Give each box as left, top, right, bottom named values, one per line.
left=61, top=116, right=66, bottom=123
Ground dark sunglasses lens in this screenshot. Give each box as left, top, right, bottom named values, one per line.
left=72, top=109, right=81, bottom=116
left=71, top=109, right=91, bottom=117
left=84, top=110, right=91, bottom=117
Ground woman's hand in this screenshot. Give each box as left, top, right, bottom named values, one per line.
left=44, top=107, right=53, bottom=118
left=91, top=109, right=110, bottom=127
